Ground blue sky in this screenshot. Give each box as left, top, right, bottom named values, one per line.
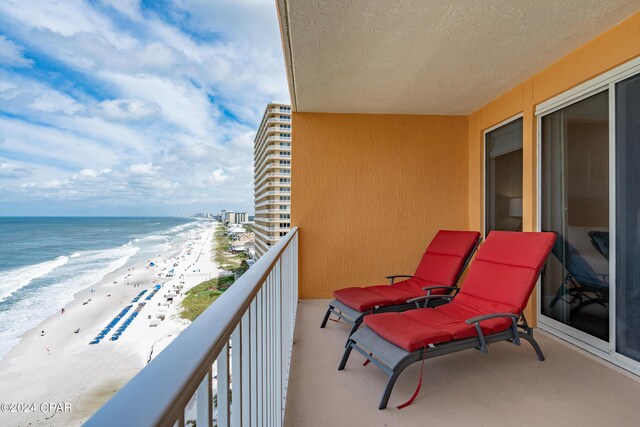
left=0, top=0, right=289, bottom=216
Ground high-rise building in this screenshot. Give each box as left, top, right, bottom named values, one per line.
left=253, top=103, right=292, bottom=258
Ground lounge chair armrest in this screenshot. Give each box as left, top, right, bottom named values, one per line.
left=386, top=274, right=413, bottom=284
left=465, top=313, right=523, bottom=351
left=465, top=313, right=520, bottom=325
left=421, top=285, right=458, bottom=295
left=406, top=294, right=455, bottom=308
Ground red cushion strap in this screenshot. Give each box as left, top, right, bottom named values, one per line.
left=397, top=347, right=427, bottom=409
left=363, top=353, right=372, bottom=366
left=328, top=316, right=340, bottom=323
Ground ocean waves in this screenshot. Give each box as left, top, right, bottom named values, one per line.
left=0, top=244, right=139, bottom=359
left=0, top=255, right=70, bottom=302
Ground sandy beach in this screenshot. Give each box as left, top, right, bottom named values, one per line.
left=0, top=222, right=221, bottom=426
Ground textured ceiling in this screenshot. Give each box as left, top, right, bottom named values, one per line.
left=278, top=0, right=639, bottom=114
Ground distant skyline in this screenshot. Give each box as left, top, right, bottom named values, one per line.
left=0, top=0, right=288, bottom=216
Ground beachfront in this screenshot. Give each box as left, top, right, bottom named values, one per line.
left=0, top=222, right=222, bottom=426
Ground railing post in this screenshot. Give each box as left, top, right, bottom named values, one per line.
left=231, top=324, right=242, bottom=426
left=195, top=367, right=212, bottom=427
left=256, top=289, right=263, bottom=427
left=276, top=256, right=283, bottom=427
left=241, top=311, right=251, bottom=426
left=218, top=343, right=230, bottom=427
left=250, top=299, right=258, bottom=427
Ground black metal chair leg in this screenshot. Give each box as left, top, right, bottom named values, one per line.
left=518, top=331, right=545, bottom=361
left=320, top=306, right=332, bottom=328
left=348, top=320, right=360, bottom=336
left=344, top=318, right=362, bottom=347
left=379, top=370, right=403, bottom=410
left=338, top=341, right=354, bottom=370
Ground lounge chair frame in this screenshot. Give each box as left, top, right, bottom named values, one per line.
left=320, top=237, right=482, bottom=337
left=339, top=297, right=545, bottom=410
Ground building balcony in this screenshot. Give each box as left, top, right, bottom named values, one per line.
left=254, top=144, right=291, bottom=166
left=255, top=212, right=290, bottom=219
left=266, top=135, right=291, bottom=142
left=254, top=157, right=291, bottom=177
left=254, top=171, right=290, bottom=189
left=267, top=117, right=291, bottom=124
left=254, top=200, right=291, bottom=208
left=254, top=161, right=285, bottom=178
left=268, top=108, right=292, bottom=114
left=266, top=126, right=291, bottom=134
left=255, top=191, right=291, bottom=204
left=254, top=179, right=288, bottom=196
left=253, top=222, right=290, bottom=233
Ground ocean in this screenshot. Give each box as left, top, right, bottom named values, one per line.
left=0, top=217, right=203, bottom=359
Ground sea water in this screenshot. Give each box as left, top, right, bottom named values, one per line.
left=0, top=217, right=204, bottom=359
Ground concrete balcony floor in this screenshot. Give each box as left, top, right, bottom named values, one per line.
left=285, top=300, right=640, bottom=426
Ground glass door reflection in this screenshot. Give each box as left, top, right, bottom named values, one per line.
left=540, top=90, right=610, bottom=342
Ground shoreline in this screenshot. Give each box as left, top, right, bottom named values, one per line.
left=0, top=221, right=222, bottom=426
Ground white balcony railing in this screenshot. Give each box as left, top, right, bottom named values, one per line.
left=255, top=179, right=289, bottom=196
left=266, top=135, right=291, bottom=142
left=86, top=228, right=299, bottom=427
left=267, top=108, right=291, bottom=114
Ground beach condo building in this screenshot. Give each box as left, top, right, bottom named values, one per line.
left=253, top=102, right=292, bottom=258
left=88, top=4, right=640, bottom=427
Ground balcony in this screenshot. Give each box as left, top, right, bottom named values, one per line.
left=267, top=117, right=291, bottom=124
left=254, top=171, right=290, bottom=189
left=85, top=229, right=640, bottom=426
left=254, top=179, right=289, bottom=196
left=266, top=135, right=291, bottom=142
left=284, top=300, right=640, bottom=425
left=266, top=126, right=291, bottom=134
left=268, top=108, right=291, bottom=114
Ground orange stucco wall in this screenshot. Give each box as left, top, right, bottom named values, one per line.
left=291, top=113, right=469, bottom=299
left=468, top=11, right=640, bottom=324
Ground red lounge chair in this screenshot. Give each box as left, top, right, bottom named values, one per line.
left=320, top=230, right=482, bottom=337
left=338, top=231, right=556, bottom=409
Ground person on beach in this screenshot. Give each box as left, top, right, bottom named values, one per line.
left=61, top=308, right=65, bottom=314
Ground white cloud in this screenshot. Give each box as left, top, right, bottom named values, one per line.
left=97, top=98, right=160, bottom=121
left=0, top=160, right=33, bottom=178
left=209, top=169, right=229, bottom=184
left=0, top=35, right=31, bottom=67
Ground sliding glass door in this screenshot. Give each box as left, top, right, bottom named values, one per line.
left=540, top=91, right=610, bottom=343
left=615, top=73, right=640, bottom=362
left=538, top=62, right=640, bottom=370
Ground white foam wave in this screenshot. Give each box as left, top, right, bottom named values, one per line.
left=0, top=244, right=139, bottom=359
left=0, top=256, right=69, bottom=302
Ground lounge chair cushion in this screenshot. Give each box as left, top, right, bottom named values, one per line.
left=333, top=230, right=481, bottom=312
left=334, top=278, right=438, bottom=312
left=364, top=311, right=453, bottom=351
left=460, top=232, right=556, bottom=311
left=333, top=287, right=391, bottom=312
left=412, top=230, right=481, bottom=284
left=364, top=299, right=515, bottom=352
left=412, top=253, right=465, bottom=288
